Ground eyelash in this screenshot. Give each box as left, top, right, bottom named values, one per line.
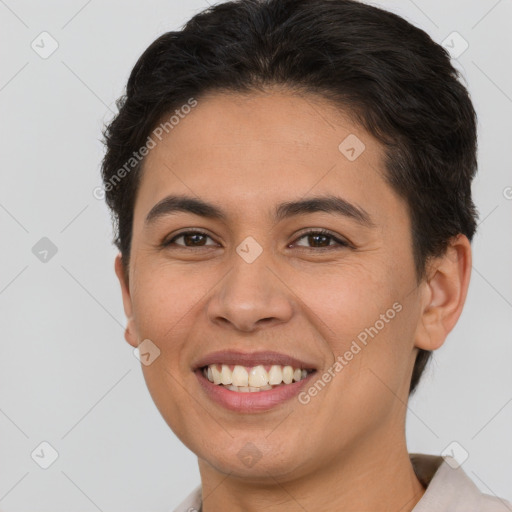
left=162, top=229, right=350, bottom=251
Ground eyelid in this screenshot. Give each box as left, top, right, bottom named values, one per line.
left=162, top=228, right=351, bottom=250
left=162, top=228, right=219, bottom=247
left=291, top=228, right=351, bottom=249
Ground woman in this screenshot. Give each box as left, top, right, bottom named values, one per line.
left=100, top=0, right=511, bottom=510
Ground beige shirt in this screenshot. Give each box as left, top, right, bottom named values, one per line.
left=173, top=453, right=512, bottom=512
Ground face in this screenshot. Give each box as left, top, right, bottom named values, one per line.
left=116, top=89, right=432, bottom=482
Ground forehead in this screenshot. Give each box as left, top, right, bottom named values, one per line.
left=133, top=89, right=402, bottom=228
left=147, top=90, right=375, bottom=171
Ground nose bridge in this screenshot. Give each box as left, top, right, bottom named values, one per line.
left=206, top=239, right=293, bottom=331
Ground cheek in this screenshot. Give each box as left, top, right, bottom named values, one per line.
left=293, top=262, right=413, bottom=396
left=129, top=266, right=204, bottom=438
left=131, top=263, right=206, bottom=342
left=290, top=261, right=400, bottom=344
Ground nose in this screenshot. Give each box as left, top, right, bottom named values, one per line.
left=206, top=252, right=294, bottom=333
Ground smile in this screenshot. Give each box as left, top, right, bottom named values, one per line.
left=195, top=365, right=317, bottom=413
left=201, top=364, right=313, bottom=392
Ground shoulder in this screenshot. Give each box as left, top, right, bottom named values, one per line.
left=172, top=484, right=202, bottom=512
left=410, top=453, right=512, bottom=512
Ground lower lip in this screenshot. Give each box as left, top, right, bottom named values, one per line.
left=195, top=368, right=317, bottom=413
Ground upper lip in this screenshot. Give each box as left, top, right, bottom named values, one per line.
left=192, top=350, right=318, bottom=371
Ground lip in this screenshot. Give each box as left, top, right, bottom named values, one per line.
left=195, top=367, right=317, bottom=413
left=192, top=350, right=318, bottom=371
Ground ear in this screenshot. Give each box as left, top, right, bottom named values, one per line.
left=114, top=254, right=138, bottom=348
left=414, top=234, right=472, bottom=351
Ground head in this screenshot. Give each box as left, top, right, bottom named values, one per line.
left=101, top=0, right=477, bottom=483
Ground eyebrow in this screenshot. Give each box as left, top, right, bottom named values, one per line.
left=144, top=194, right=376, bottom=228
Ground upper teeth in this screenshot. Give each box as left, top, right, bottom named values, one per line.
left=203, top=364, right=310, bottom=388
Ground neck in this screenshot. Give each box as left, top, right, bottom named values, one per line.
left=198, top=430, right=426, bottom=512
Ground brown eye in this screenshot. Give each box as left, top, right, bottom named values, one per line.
left=292, top=230, right=349, bottom=250
left=164, top=231, right=217, bottom=248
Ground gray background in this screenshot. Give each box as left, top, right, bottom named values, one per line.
left=0, top=0, right=511, bottom=510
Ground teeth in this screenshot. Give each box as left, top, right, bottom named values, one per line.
left=282, top=366, right=293, bottom=384
left=211, top=365, right=222, bottom=384
left=248, top=365, right=268, bottom=387
left=227, top=383, right=285, bottom=392
left=202, top=363, right=312, bottom=391
left=268, top=365, right=283, bottom=385
left=232, top=365, right=249, bottom=387
left=220, top=364, right=232, bottom=385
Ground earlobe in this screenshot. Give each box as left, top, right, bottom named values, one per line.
left=414, top=234, right=472, bottom=351
left=123, top=320, right=138, bottom=348
left=114, top=254, right=139, bottom=348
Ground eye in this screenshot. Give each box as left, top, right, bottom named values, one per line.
left=291, top=229, right=350, bottom=250
left=161, top=229, right=350, bottom=250
left=163, top=230, right=218, bottom=248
